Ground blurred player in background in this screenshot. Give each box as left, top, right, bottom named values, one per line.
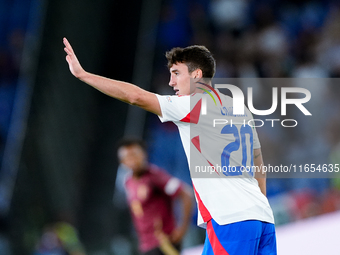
left=116, top=138, right=193, bottom=255
left=63, top=37, right=277, bottom=255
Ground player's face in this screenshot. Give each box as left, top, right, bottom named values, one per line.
left=118, top=145, right=147, bottom=175
left=169, top=63, right=196, bottom=95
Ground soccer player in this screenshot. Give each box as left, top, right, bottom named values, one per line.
left=63, top=37, right=277, bottom=255
left=116, top=138, right=193, bottom=255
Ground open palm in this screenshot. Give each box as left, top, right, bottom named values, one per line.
left=63, top=37, right=84, bottom=78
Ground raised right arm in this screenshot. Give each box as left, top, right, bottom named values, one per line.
left=63, top=37, right=161, bottom=116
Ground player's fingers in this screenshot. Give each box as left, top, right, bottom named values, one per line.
left=63, top=37, right=74, bottom=53
left=64, top=47, right=71, bottom=55
left=66, top=55, right=71, bottom=64
left=63, top=37, right=69, bottom=48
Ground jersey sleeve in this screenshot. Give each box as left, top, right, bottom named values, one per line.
left=156, top=94, right=191, bottom=123
left=150, top=166, right=182, bottom=198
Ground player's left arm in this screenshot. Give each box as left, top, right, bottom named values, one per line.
left=254, top=148, right=267, bottom=196
left=170, top=184, right=193, bottom=244
left=63, top=38, right=161, bottom=116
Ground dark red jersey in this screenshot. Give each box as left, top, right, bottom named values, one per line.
left=124, top=164, right=183, bottom=252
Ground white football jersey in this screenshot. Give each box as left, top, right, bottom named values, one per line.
left=156, top=90, right=274, bottom=228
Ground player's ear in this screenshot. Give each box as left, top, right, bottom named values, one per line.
left=192, top=69, right=203, bottom=79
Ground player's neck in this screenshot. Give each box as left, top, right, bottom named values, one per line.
left=132, top=165, right=148, bottom=179
left=194, top=80, right=212, bottom=94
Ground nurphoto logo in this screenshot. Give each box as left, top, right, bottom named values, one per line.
left=197, top=82, right=312, bottom=128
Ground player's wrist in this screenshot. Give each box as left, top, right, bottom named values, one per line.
left=76, top=69, right=88, bottom=80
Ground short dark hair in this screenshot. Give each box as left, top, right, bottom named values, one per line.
left=166, top=45, right=216, bottom=78
left=116, top=137, right=147, bottom=152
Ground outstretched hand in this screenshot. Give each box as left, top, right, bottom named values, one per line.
left=63, top=37, right=85, bottom=78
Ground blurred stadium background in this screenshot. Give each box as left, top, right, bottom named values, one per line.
left=1, top=0, right=340, bottom=254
